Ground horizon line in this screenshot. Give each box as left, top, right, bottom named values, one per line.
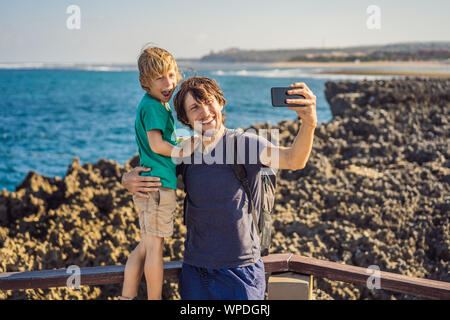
left=1, top=40, right=449, bottom=65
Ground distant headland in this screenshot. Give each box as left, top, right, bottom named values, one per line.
left=178, top=41, right=450, bottom=64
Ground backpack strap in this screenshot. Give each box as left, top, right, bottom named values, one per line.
left=176, top=163, right=189, bottom=225
left=228, top=134, right=261, bottom=236
left=176, top=163, right=188, bottom=191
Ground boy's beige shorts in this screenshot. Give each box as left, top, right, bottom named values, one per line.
left=132, top=187, right=176, bottom=238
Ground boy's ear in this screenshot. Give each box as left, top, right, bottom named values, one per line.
left=139, top=76, right=151, bottom=92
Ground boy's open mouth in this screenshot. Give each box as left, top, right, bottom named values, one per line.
left=161, top=89, right=172, bottom=99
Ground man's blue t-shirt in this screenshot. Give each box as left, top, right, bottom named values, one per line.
left=181, top=128, right=274, bottom=269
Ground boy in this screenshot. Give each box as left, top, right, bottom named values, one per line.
left=120, top=46, right=195, bottom=300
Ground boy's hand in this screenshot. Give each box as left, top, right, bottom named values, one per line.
left=177, top=135, right=201, bottom=157
left=121, top=167, right=162, bottom=198
left=191, top=135, right=202, bottom=151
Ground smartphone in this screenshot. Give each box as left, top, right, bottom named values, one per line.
left=271, top=87, right=305, bottom=107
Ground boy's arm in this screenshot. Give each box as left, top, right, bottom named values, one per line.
left=147, top=130, right=181, bottom=157
left=147, top=130, right=197, bottom=158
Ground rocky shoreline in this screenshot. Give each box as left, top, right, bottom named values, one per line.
left=1, top=78, right=449, bottom=300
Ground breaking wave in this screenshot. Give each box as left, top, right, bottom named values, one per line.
left=213, top=68, right=397, bottom=80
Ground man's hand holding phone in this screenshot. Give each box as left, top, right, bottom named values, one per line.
left=271, top=82, right=318, bottom=128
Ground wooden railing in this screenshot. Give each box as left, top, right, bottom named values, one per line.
left=1, top=253, right=449, bottom=300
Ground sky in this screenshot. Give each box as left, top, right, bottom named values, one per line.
left=0, top=0, right=449, bottom=63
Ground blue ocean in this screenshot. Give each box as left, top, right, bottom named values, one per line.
left=0, top=62, right=399, bottom=191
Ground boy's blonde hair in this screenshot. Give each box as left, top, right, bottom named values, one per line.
left=137, top=45, right=182, bottom=93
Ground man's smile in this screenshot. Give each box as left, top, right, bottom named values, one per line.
left=201, top=115, right=215, bottom=125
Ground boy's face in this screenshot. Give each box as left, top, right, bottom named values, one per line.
left=147, top=66, right=178, bottom=103
left=184, top=92, right=224, bottom=136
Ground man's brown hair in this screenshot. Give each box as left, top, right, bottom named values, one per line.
left=173, top=77, right=227, bottom=129
left=137, top=45, right=182, bottom=94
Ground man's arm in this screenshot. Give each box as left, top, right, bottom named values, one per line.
left=260, top=82, right=317, bottom=170
left=260, top=123, right=316, bottom=170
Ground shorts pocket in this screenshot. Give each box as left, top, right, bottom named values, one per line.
left=150, top=190, right=161, bottom=206
left=133, top=192, right=160, bottom=213
left=158, top=189, right=176, bottom=211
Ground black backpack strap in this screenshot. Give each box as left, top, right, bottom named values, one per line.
left=176, top=163, right=189, bottom=225
left=176, top=163, right=188, bottom=191
left=229, top=134, right=261, bottom=236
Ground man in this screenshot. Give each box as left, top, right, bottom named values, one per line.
left=122, top=77, right=317, bottom=299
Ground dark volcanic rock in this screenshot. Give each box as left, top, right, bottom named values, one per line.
left=1, top=78, right=449, bottom=300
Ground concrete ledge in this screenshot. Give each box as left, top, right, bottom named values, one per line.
left=268, top=272, right=313, bottom=300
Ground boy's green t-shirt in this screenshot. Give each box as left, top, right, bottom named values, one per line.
left=135, top=93, right=177, bottom=190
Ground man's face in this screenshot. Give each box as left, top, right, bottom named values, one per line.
left=184, top=92, right=223, bottom=135
left=147, top=67, right=178, bottom=103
